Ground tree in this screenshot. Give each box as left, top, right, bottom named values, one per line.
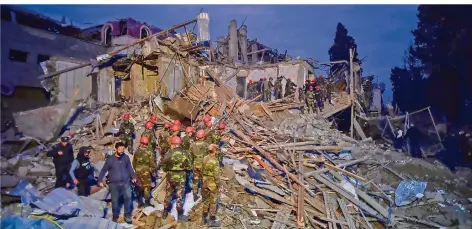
left=390, top=5, right=472, bottom=124
left=328, top=23, right=361, bottom=75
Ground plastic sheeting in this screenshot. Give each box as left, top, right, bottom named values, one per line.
left=0, top=216, right=60, bottom=229
left=33, top=188, right=106, bottom=217
left=58, top=217, right=124, bottom=229
left=8, top=180, right=42, bottom=205
left=394, top=180, right=427, bottom=206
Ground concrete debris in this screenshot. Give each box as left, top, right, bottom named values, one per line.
left=2, top=13, right=471, bottom=229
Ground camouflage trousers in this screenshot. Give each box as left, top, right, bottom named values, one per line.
left=192, top=168, right=202, bottom=195
left=202, top=176, right=218, bottom=217
left=121, top=137, right=133, bottom=153
left=263, top=90, right=271, bottom=102
left=164, top=172, right=186, bottom=213
left=306, top=99, right=316, bottom=113
left=136, top=169, right=152, bottom=201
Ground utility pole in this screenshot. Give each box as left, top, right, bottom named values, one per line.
left=349, top=48, right=355, bottom=138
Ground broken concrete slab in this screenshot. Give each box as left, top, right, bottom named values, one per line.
left=13, top=103, right=78, bottom=142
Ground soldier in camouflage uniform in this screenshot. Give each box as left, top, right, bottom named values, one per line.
left=314, top=85, right=323, bottom=112
left=274, top=76, right=283, bottom=99
left=261, top=77, right=271, bottom=102
left=298, top=87, right=306, bottom=114
left=246, top=80, right=253, bottom=99
left=142, top=121, right=157, bottom=152
left=161, top=136, right=191, bottom=221
left=305, top=86, right=316, bottom=114
left=119, top=113, right=135, bottom=154
left=182, top=126, right=195, bottom=152
left=194, top=116, right=205, bottom=131
left=132, top=136, right=158, bottom=207
left=189, top=129, right=209, bottom=200
left=201, top=144, right=223, bottom=227
left=157, top=122, right=172, bottom=158
left=284, top=78, right=297, bottom=97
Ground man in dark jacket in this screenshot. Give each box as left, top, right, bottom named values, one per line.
left=47, top=136, right=74, bottom=188
left=69, top=146, right=95, bottom=196
left=404, top=124, right=422, bottom=158
left=97, top=142, right=137, bottom=224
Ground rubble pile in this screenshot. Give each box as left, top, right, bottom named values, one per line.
left=1, top=15, right=472, bottom=229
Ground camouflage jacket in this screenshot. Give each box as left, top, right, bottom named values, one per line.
left=161, top=147, right=191, bottom=172
left=206, top=129, right=221, bottom=145
left=202, top=154, right=221, bottom=189
left=262, top=80, right=271, bottom=92
left=158, top=130, right=170, bottom=153
left=182, top=135, right=194, bottom=152
left=286, top=81, right=297, bottom=95
left=141, top=130, right=157, bottom=150
left=306, top=90, right=315, bottom=100
left=275, top=80, right=283, bottom=92
left=132, top=147, right=157, bottom=172
left=189, top=140, right=209, bottom=169
left=119, top=121, right=135, bottom=139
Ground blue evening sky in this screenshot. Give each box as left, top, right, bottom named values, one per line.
left=19, top=4, right=419, bottom=101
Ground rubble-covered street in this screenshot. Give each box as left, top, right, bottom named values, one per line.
left=1, top=4, right=472, bottom=229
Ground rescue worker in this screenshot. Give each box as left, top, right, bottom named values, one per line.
left=182, top=126, right=195, bottom=152
left=189, top=129, right=209, bottom=200
left=274, top=76, right=283, bottom=99
left=268, top=77, right=274, bottom=99
left=285, top=78, right=296, bottom=97
left=119, top=113, right=135, bottom=153
left=201, top=144, right=223, bottom=227
left=194, top=116, right=205, bottom=131
left=174, top=120, right=183, bottom=132
left=298, top=87, right=306, bottom=114
left=305, top=86, right=316, bottom=114
left=47, top=136, right=74, bottom=188
left=142, top=121, right=157, bottom=152
left=69, top=146, right=95, bottom=196
left=132, top=136, right=158, bottom=207
left=304, top=79, right=311, bottom=93
left=158, top=122, right=172, bottom=157
left=314, top=85, right=323, bottom=112
left=246, top=80, right=253, bottom=99
left=204, top=121, right=215, bottom=144
left=261, top=77, right=271, bottom=102
left=161, top=136, right=192, bottom=221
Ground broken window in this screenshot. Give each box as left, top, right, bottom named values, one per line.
left=104, top=26, right=112, bottom=45
left=119, top=20, right=127, bottom=36
left=37, top=54, right=50, bottom=64
left=9, top=49, right=28, bottom=62
left=141, top=27, right=149, bottom=39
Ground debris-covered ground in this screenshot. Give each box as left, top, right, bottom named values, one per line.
left=1, top=74, right=472, bottom=229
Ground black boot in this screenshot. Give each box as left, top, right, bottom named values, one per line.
left=178, top=213, right=188, bottom=222
left=209, top=216, right=221, bottom=227
left=202, top=213, right=209, bottom=225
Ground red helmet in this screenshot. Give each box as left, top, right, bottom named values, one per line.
left=218, top=122, right=226, bottom=130
left=145, top=121, right=154, bottom=129
left=140, top=136, right=150, bottom=144
left=309, top=86, right=314, bottom=91
left=174, top=120, right=181, bottom=126
left=315, top=85, right=320, bottom=90
left=306, top=79, right=310, bottom=82
left=170, top=136, right=182, bottom=145
left=259, top=78, right=263, bottom=81
left=185, top=126, right=195, bottom=133
left=123, top=113, right=130, bottom=119
left=203, top=115, right=211, bottom=123
left=150, top=115, right=157, bottom=122
left=249, top=80, right=253, bottom=84
left=196, top=130, right=206, bottom=139
left=269, top=77, right=273, bottom=80
left=205, top=121, right=212, bottom=128
left=311, top=79, right=316, bottom=83
left=171, top=124, right=180, bottom=132
left=164, top=122, right=171, bottom=128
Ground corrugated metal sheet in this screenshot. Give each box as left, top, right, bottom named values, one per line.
left=56, top=60, right=92, bottom=102
left=55, top=60, right=115, bottom=103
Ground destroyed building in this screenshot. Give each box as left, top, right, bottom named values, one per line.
left=1, top=6, right=471, bottom=229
